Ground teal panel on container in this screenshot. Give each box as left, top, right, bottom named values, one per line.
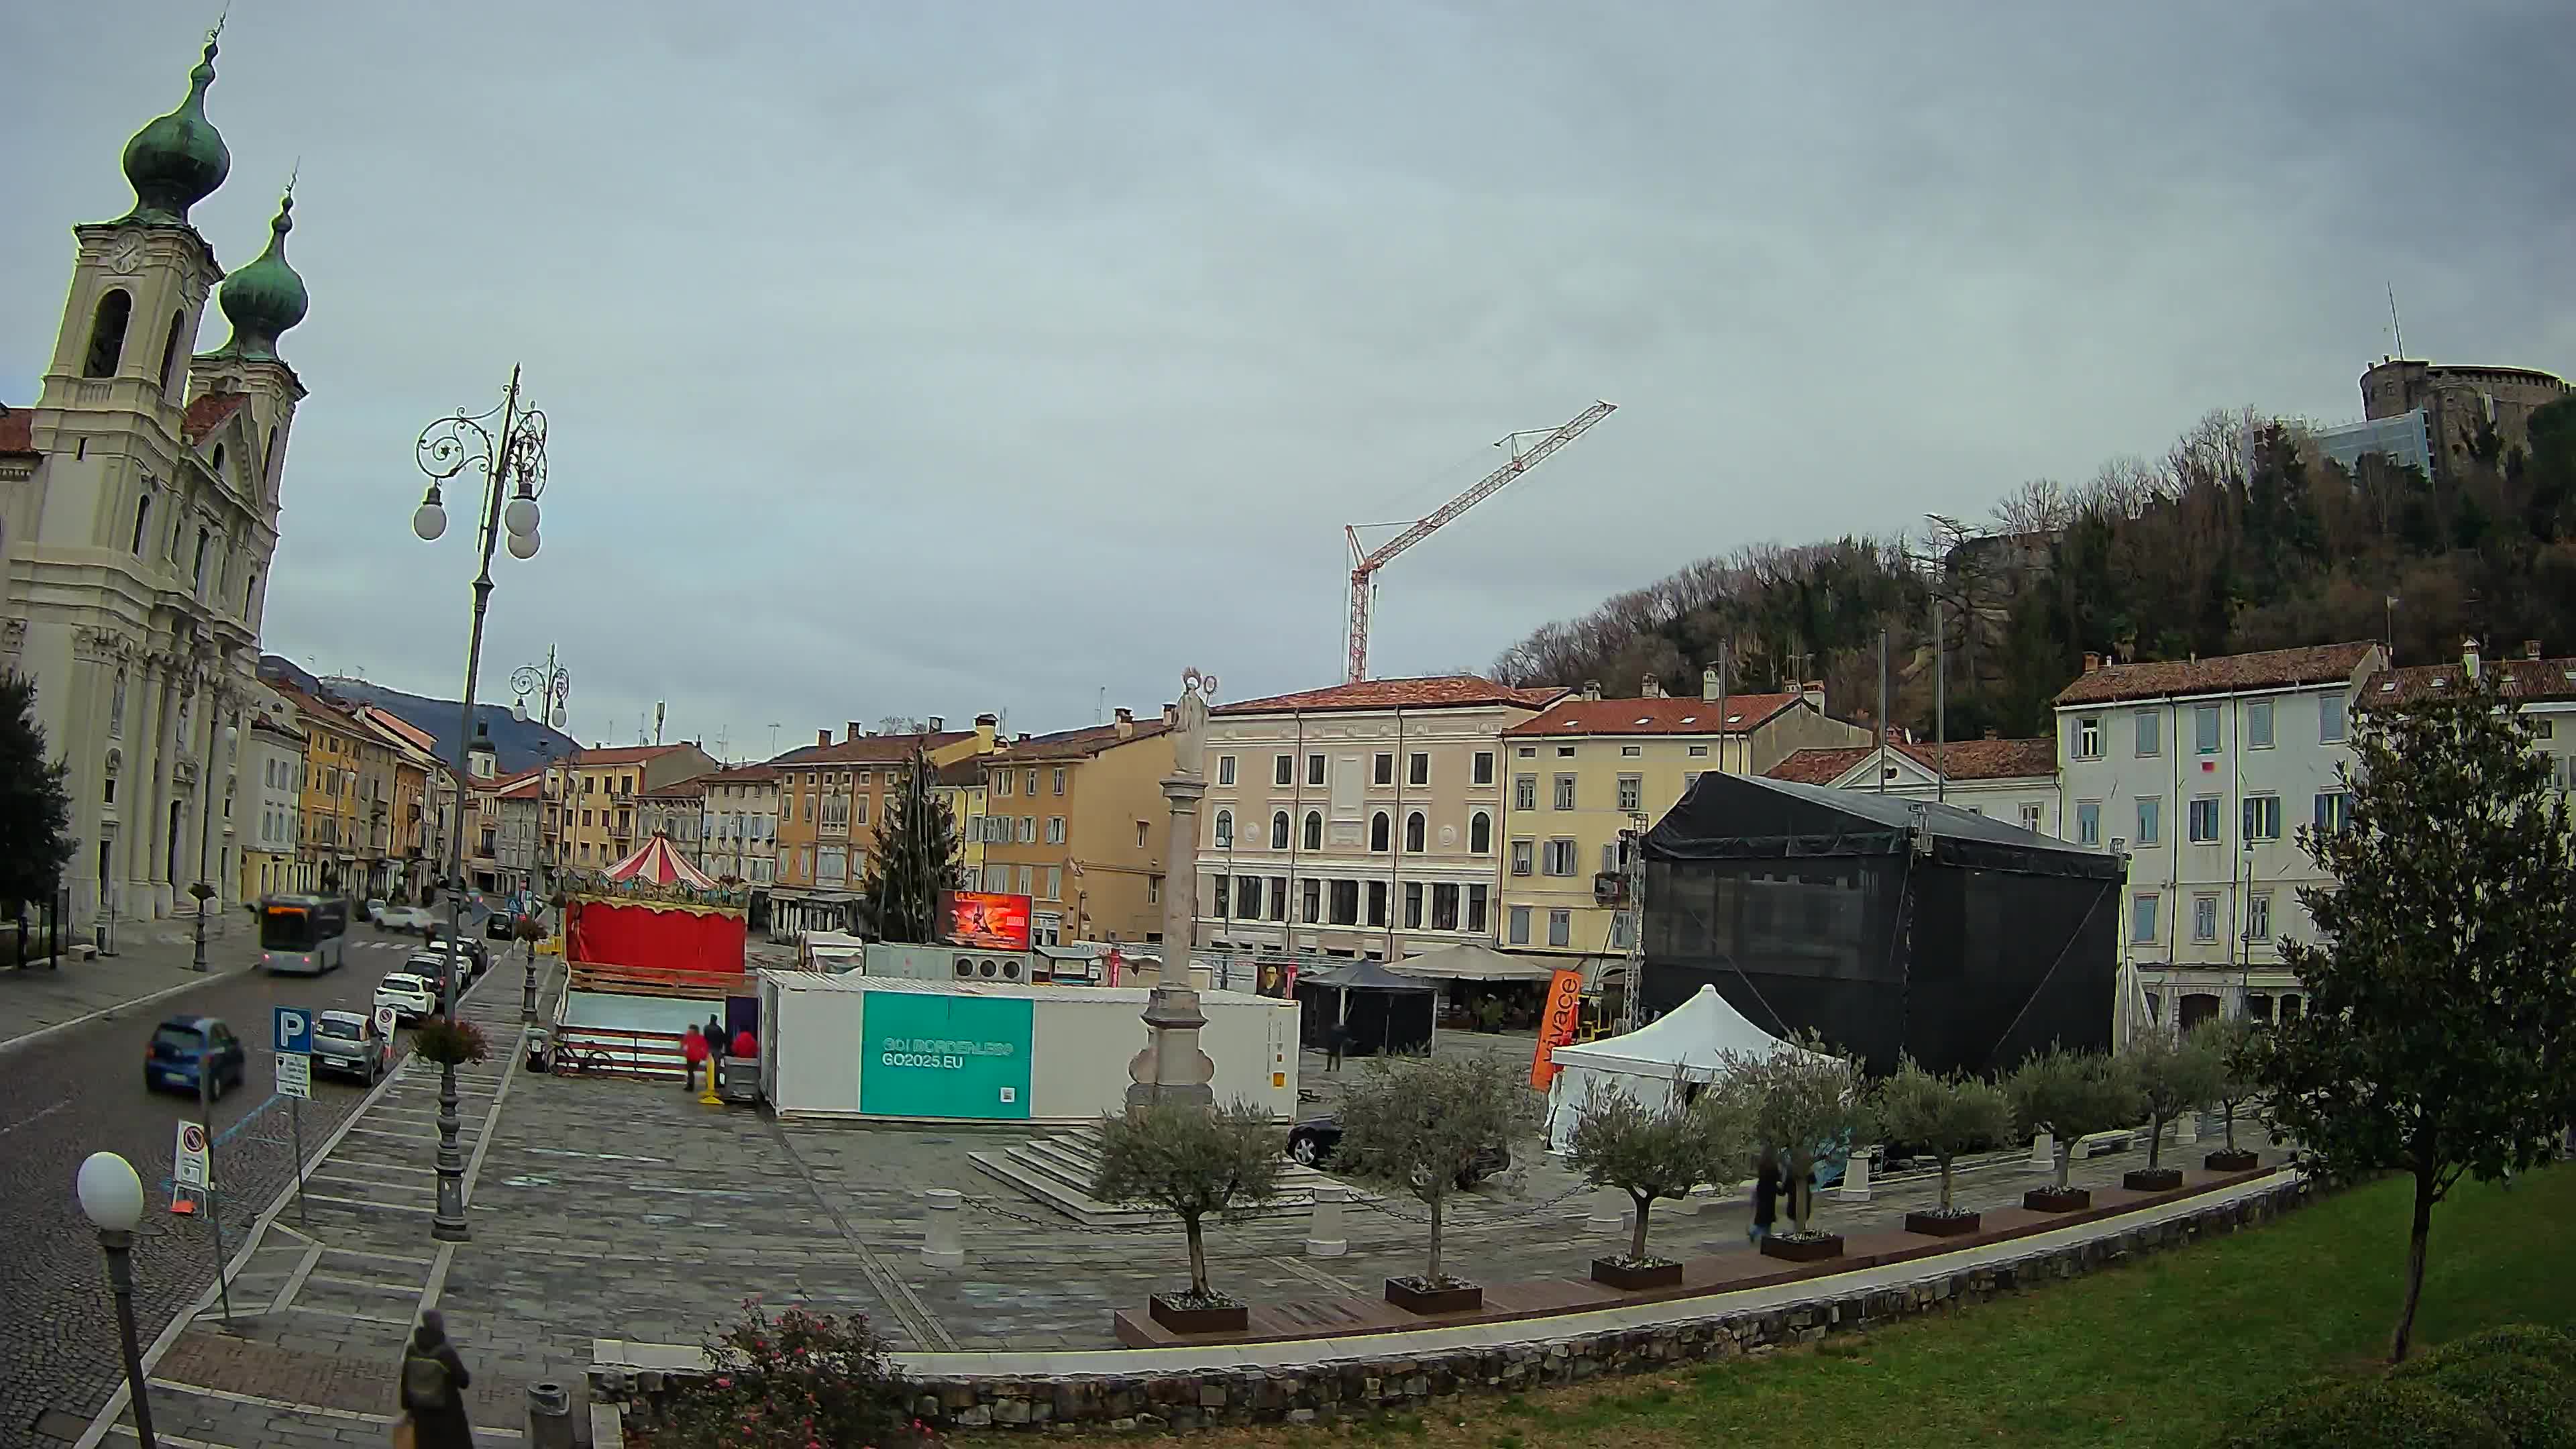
left=859, top=991, right=1034, bottom=1120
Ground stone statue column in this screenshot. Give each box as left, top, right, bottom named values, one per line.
left=1127, top=669, right=1219, bottom=1116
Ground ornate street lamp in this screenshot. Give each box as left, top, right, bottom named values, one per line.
left=190, top=720, right=239, bottom=972
left=410, top=366, right=547, bottom=1242
left=76, top=1151, right=157, bottom=1448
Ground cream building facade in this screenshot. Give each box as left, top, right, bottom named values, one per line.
left=698, top=763, right=781, bottom=889
left=2, top=36, right=312, bottom=924
left=239, top=683, right=306, bottom=899
left=1764, top=735, right=2061, bottom=835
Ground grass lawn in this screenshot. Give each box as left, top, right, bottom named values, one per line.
left=1060, top=1165, right=2575, bottom=1449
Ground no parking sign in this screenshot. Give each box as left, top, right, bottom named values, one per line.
left=174, top=1121, right=209, bottom=1189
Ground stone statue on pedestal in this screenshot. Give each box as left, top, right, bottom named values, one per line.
left=1129, top=667, right=1221, bottom=1116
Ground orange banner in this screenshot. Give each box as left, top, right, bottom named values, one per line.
left=1529, top=967, right=1587, bottom=1089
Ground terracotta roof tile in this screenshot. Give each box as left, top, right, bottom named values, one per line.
left=1503, top=694, right=1803, bottom=738
left=935, top=759, right=985, bottom=787
left=181, top=392, right=249, bottom=444
left=1763, top=747, right=1876, bottom=785
left=2052, top=643, right=2380, bottom=707
left=1214, top=676, right=1565, bottom=716
left=497, top=777, right=544, bottom=800
left=999, top=719, right=1172, bottom=761
left=571, top=743, right=692, bottom=767
left=698, top=764, right=780, bottom=784
left=637, top=776, right=710, bottom=798
left=2367, top=655, right=2576, bottom=705
left=766, top=730, right=974, bottom=767
left=0, top=405, right=35, bottom=457
left=1766, top=736, right=2057, bottom=786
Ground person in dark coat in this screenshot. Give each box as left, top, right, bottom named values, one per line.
left=1748, top=1151, right=1782, bottom=1247
left=704, top=1014, right=729, bottom=1087
left=1324, top=1019, right=1350, bottom=1072
left=399, top=1309, right=474, bottom=1448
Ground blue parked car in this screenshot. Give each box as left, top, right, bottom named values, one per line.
left=146, top=1016, right=247, bottom=1100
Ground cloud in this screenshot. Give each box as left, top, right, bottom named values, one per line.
left=5, top=0, right=2565, bottom=755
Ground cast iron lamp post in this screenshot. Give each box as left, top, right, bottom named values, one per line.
left=411, top=366, right=547, bottom=1242
left=189, top=721, right=239, bottom=971
left=76, top=1151, right=158, bottom=1448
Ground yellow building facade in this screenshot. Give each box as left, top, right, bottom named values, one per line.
left=276, top=687, right=389, bottom=899
left=978, top=709, right=1172, bottom=947
left=768, top=717, right=998, bottom=938
left=546, top=743, right=718, bottom=875
left=934, top=760, right=987, bottom=896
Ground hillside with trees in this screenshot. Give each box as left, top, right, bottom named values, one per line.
left=1491, top=397, right=2576, bottom=739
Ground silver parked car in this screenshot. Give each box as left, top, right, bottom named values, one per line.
left=309, top=1008, right=393, bottom=1085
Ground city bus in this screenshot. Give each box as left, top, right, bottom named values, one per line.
left=259, top=895, right=348, bottom=975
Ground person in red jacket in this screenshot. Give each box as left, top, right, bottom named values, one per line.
left=729, top=1027, right=757, bottom=1059
left=681, top=1025, right=708, bottom=1091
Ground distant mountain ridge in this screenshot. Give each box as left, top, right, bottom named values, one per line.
left=258, top=655, right=577, bottom=775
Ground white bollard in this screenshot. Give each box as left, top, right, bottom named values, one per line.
left=2176, top=1111, right=2199, bottom=1146
left=1835, top=1146, right=1874, bottom=1201
left=2029, top=1130, right=2055, bottom=1172
left=920, top=1188, right=965, bottom=1269
left=1586, top=1189, right=1628, bottom=1236
left=1303, top=1184, right=1349, bottom=1258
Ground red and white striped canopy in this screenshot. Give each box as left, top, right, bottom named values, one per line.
left=602, top=831, right=718, bottom=889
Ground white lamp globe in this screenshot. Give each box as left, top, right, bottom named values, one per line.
left=504, top=494, right=540, bottom=538
left=513, top=698, right=529, bottom=723
left=412, top=500, right=447, bottom=542
left=506, top=529, right=539, bottom=560
left=76, top=1151, right=145, bottom=1232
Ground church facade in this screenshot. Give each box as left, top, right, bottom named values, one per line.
left=0, top=31, right=313, bottom=926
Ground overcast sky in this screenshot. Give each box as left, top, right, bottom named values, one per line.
left=7, top=2, right=2570, bottom=758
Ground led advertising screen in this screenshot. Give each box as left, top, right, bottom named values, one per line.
left=941, top=890, right=1033, bottom=951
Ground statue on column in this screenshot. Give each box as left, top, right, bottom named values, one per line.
left=1129, top=667, right=1220, bottom=1115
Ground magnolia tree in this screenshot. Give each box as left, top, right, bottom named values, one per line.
left=1874, top=1057, right=2014, bottom=1216
left=2193, top=1016, right=2265, bottom=1155
left=2259, top=667, right=2576, bottom=1362
left=1091, top=1102, right=1285, bottom=1305
left=1719, top=1034, right=1870, bottom=1237
left=2007, top=1047, right=2141, bottom=1191
left=1565, top=1072, right=1756, bottom=1265
left=1335, top=1054, right=1538, bottom=1287
left=2121, top=1026, right=2224, bottom=1172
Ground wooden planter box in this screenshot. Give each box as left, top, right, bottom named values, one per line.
left=2024, top=1187, right=2092, bottom=1213
left=2123, top=1167, right=2185, bottom=1192
left=2204, top=1148, right=2261, bottom=1173
left=1147, top=1294, right=1248, bottom=1335
left=1904, top=1210, right=1982, bottom=1237
left=1384, top=1277, right=1483, bottom=1315
left=1591, top=1256, right=1684, bottom=1291
left=1760, top=1233, right=1845, bottom=1263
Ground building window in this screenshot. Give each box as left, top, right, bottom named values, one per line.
left=2135, top=796, right=2161, bottom=846
left=2074, top=716, right=2102, bottom=760
left=1466, top=883, right=1487, bottom=933
left=1687, top=743, right=1710, bottom=759
left=1468, top=810, right=1491, bottom=854
left=1472, top=751, right=1494, bottom=786
left=1609, top=910, right=1633, bottom=949
left=1517, top=746, right=1536, bottom=758
left=1373, top=752, right=1395, bottom=786
left=1508, top=904, right=1532, bottom=945
left=1404, top=812, right=1426, bottom=852
left=1407, top=751, right=1429, bottom=786
left=996, top=771, right=1012, bottom=797
left=2076, top=800, right=2100, bottom=846
left=1148, top=876, right=1161, bottom=904
left=1303, top=810, right=1322, bottom=851
left=129, top=492, right=152, bottom=555
left=1554, top=774, right=1576, bottom=810
left=1301, top=879, right=1320, bottom=923
left=2320, top=694, right=2348, bottom=743
left=1051, top=768, right=1065, bottom=795
left=1023, top=769, right=1038, bottom=796
left=2242, top=794, right=2281, bottom=842
left=2192, top=894, right=2219, bottom=943
left=1366, top=879, right=1387, bottom=928
left=1046, top=816, right=1066, bottom=844
left=1542, top=838, right=1578, bottom=875
left=2131, top=893, right=2159, bottom=943
left=1617, top=775, right=1642, bottom=812
left=1306, top=753, right=1326, bottom=787
left=1404, top=881, right=1424, bottom=928
left=2019, top=802, right=2043, bottom=834
left=1214, top=810, right=1232, bottom=849
left=2314, top=790, right=2351, bottom=833
left=1547, top=909, right=1572, bottom=947
left=1216, top=755, right=1235, bottom=786
left=1212, top=875, right=1231, bottom=918
left=1364, top=811, right=1388, bottom=852
left=1329, top=879, right=1359, bottom=925
left=1557, top=745, right=1575, bottom=758
left=1269, top=876, right=1287, bottom=921
left=2135, top=710, right=2161, bottom=757
left=1018, top=816, right=1036, bottom=843
left=2247, top=701, right=2275, bottom=749
left=1514, top=775, right=1537, bottom=810
left=1274, top=754, right=1293, bottom=786
left=1016, top=865, right=1034, bottom=895
left=1511, top=839, right=1534, bottom=875
left=1271, top=811, right=1291, bottom=849
left=2195, top=704, right=2221, bottom=755
left=84, top=288, right=131, bottom=377
left=2246, top=891, right=2273, bottom=942
left=2189, top=796, right=2221, bottom=844
left=1432, top=882, right=1460, bottom=930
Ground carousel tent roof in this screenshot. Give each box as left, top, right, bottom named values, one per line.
left=603, top=831, right=718, bottom=889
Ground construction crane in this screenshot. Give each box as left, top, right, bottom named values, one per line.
left=1343, top=400, right=1616, bottom=682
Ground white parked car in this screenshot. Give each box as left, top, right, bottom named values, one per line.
left=378, top=906, right=437, bottom=934
left=373, top=972, right=437, bottom=1026
left=405, top=950, right=476, bottom=991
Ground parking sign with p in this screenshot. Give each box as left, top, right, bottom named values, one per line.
left=273, top=1006, right=311, bottom=1056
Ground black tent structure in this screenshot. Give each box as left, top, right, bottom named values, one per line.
left=1295, top=959, right=1437, bottom=1057
left=1640, top=772, right=2125, bottom=1077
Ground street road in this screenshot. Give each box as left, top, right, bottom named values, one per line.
left=0, top=919, right=509, bottom=1446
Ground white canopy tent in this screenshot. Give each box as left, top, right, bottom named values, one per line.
left=1542, top=983, right=1828, bottom=1152
left=1385, top=941, right=1559, bottom=983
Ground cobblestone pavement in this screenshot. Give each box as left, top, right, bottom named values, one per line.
left=32, top=937, right=535, bottom=1449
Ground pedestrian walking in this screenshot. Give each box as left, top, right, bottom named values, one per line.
left=1324, top=1019, right=1349, bottom=1073
left=681, top=1026, right=708, bottom=1092
left=397, top=1309, right=475, bottom=1448
left=1748, top=1152, right=1782, bottom=1248
left=704, top=1013, right=728, bottom=1089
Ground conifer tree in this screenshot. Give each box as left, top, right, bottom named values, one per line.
left=0, top=672, right=75, bottom=915
left=859, top=747, right=960, bottom=943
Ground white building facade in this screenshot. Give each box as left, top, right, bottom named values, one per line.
left=239, top=693, right=306, bottom=898
left=1766, top=736, right=2061, bottom=836
left=699, top=764, right=780, bottom=888
left=2053, top=642, right=2384, bottom=1036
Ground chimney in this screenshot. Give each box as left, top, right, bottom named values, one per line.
left=2083, top=651, right=2101, bottom=674
left=2524, top=640, right=2542, bottom=661
left=1162, top=702, right=1177, bottom=727
left=1801, top=680, right=1826, bottom=712
left=1581, top=679, right=1603, bottom=701
left=928, top=715, right=945, bottom=732
left=1701, top=666, right=1721, bottom=702
left=847, top=720, right=863, bottom=741
left=1114, top=707, right=1135, bottom=738
left=974, top=712, right=998, bottom=749
left=1015, top=733, right=1031, bottom=745
left=817, top=729, right=831, bottom=747
left=2462, top=637, right=2481, bottom=680
left=1641, top=676, right=1666, bottom=699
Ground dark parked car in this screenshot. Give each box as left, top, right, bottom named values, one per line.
left=1284, top=1116, right=1511, bottom=1187
left=486, top=910, right=519, bottom=941
left=419, top=924, right=490, bottom=977
left=146, top=1016, right=247, bottom=1099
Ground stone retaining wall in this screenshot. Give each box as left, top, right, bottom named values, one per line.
left=596, top=1177, right=2310, bottom=1435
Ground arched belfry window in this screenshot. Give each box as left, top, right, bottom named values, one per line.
left=157, top=310, right=186, bottom=396
left=85, top=290, right=133, bottom=377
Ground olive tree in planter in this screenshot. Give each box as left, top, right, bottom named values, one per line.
left=2120, top=1026, right=2224, bottom=1191
left=1090, top=1101, right=1285, bottom=1334
left=2007, top=1046, right=2141, bottom=1212
left=1876, top=1057, right=2014, bottom=1237
left=1720, top=1034, right=1872, bottom=1263
left=1334, top=1053, right=1538, bottom=1313
left=2194, top=1016, right=2266, bottom=1172
left=1564, top=1073, right=1756, bottom=1289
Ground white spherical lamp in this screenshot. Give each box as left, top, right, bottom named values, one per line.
left=503, top=494, right=540, bottom=538
left=412, top=498, right=447, bottom=542
left=76, top=1151, right=145, bottom=1232
left=506, top=529, right=539, bottom=560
